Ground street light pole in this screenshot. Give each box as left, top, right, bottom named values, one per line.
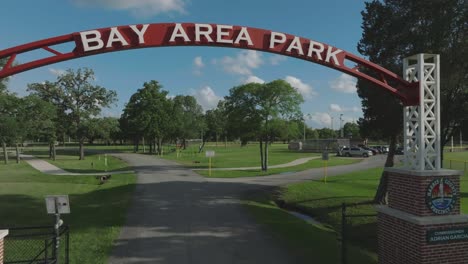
left=303, top=118, right=306, bottom=142
left=340, top=114, right=344, bottom=138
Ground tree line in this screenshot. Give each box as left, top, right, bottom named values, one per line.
left=1, top=68, right=336, bottom=170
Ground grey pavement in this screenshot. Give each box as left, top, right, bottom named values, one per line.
left=193, top=156, right=319, bottom=171
left=107, top=154, right=297, bottom=264
left=20, top=154, right=133, bottom=175
left=108, top=153, right=387, bottom=264
left=207, top=154, right=389, bottom=186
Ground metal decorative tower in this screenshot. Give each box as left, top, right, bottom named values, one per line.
left=403, top=54, right=441, bottom=170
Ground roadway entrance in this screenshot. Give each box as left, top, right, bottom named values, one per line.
left=1, top=22, right=466, bottom=263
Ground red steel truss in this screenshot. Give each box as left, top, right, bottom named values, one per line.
left=0, top=23, right=419, bottom=105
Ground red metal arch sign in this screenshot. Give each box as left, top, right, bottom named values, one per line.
left=0, top=22, right=418, bottom=105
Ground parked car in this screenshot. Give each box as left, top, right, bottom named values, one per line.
left=373, top=145, right=389, bottom=154
left=337, top=146, right=346, bottom=156
left=362, top=146, right=378, bottom=155
left=341, top=147, right=373, bottom=157
left=395, top=147, right=404, bottom=155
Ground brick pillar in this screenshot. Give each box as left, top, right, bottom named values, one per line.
left=0, top=230, right=8, bottom=264
left=377, top=168, right=468, bottom=264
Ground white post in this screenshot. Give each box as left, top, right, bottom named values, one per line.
left=403, top=54, right=440, bottom=170
left=451, top=136, right=454, bottom=152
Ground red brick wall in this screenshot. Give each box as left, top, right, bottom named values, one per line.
left=387, top=172, right=460, bottom=216
left=378, top=213, right=468, bottom=264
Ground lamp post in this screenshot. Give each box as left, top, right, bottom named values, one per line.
left=303, top=118, right=306, bottom=142
left=303, top=114, right=311, bottom=142
left=340, top=114, right=344, bottom=138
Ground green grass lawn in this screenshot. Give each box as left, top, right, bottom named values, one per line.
left=275, top=151, right=468, bottom=262
left=243, top=192, right=377, bottom=264
left=23, top=149, right=132, bottom=173
left=445, top=151, right=468, bottom=172
left=198, top=157, right=362, bottom=178
left=162, top=143, right=320, bottom=169
left=0, top=157, right=136, bottom=263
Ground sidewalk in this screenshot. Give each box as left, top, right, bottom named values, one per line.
left=192, top=156, right=320, bottom=171
left=20, top=154, right=133, bottom=176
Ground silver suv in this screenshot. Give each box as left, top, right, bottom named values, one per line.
left=341, top=147, right=373, bottom=157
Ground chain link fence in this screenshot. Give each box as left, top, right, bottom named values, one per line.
left=339, top=202, right=377, bottom=264
left=2, top=225, right=69, bottom=264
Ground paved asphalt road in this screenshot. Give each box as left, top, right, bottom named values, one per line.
left=108, top=154, right=387, bottom=264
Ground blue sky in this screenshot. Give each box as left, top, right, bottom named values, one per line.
left=1, top=0, right=369, bottom=129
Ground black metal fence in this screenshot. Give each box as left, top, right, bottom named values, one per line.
left=2, top=225, right=69, bottom=264
left=339, top=202, right=377, bottom=264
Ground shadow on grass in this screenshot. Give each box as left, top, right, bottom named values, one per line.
left=0, top=177, right=378, bottom=264
left=60, top=166, right=134, bottom=173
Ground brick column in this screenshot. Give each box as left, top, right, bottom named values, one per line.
left=0, top=230, right=8, bottom=264
left=377, top=168, right=468, bottom=264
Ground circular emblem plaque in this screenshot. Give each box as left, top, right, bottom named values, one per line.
left=426, top=178, right=457, bottom=215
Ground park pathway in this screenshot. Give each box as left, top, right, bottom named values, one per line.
left=20, top=154, right=133, bottom=175
left=192, top=156, right=320, bottom=171
left=107, top=154, right=298, bottom=264
left=107, top=153, right=386, bottom=264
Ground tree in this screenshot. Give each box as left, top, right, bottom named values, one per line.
left=225, top=80, right=303, bottom=171
left=343, top=122, right=360, bottom=139
left=317, top=128, right=337, bottom=139
left=28, top=68, right=117, bottom=160
left=21, top=95, right=57, bottom=160
left=358, top=0, right=468, bottom=203
left=205, top=103, right=228, bottom=146
left=171, top=95, right=205, bottom=150
left=0, top=58, right=9, bottom=94
left=121, top=81, right=173, bottom=154
left=306, top=128, right=319, bottom=140
left=0, top=93, right=20, bottom=164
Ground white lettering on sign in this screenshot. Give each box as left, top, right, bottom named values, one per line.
left=106, top=27, right=129, bottom=48
left=77, top=23, right=344, bottom=67
left=307, top=40, right=325, bottom=60
left=286, top=36, right=304, bottom=55
left=80, top=30, right=104, bottom=52
left=269, top=32, right=287, bottom=48
left=234, top=27, right=253, bottom=46
left=169, top=23, right=190, bottom=42
left=217, top=25, right=233, bottom=44
left=325, top=46, right=342, bottom=66
left=129, top=24, right=149, bottom=44
left=195, top=24, right=214, bottom=42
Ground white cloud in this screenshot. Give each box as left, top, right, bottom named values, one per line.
left=193, top=86, right=221, bottom=111
left=243, top=75, right=265, bottom=84
left=269, top=55, right=287, bottom=65
left=218, top=50, right=263, bottom=75
left=330, top=74, right=357, bottom=93
left=72, top=0, right=187, bottom=17
left=194, top=56, right=204, bottom=67
left=310, top=112, right=332, bottom=128
left=193, top=56, right=204, bottom=75
left=49, top=68, right=66, bottom=76
left=284, top=75, right=318, bottom=99
left=329, top=103, right=342, bottom=112
left=329, top=103, right=361, bottom=113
